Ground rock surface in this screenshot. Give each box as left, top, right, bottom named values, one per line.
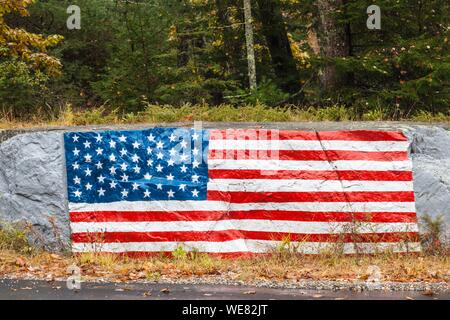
left=0, top=132, right=69, bottom=251
left=0, top=123, right=448, bottom=250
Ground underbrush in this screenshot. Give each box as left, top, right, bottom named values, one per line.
left=0, top=219, right=448, bottom=283
left=1, top=103, right=449, bottom=129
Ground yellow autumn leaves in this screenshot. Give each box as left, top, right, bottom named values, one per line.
left=0, top=0, right=63, bottom=76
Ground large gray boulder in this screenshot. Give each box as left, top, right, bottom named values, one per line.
left=0, top=132, right=69, bottom=251
left=0, top=123, right=448, bottom=251
left=407, top=126, right=450, bottom=236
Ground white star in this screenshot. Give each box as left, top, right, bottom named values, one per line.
left=120, top=163, right=128, bottom=171
left=147, top=147, right=153, bottom=155
left=132, top=141, right=141, bottom=149
left=72, top=135, right=79, bottom=142
left=121, top=174, right=129, bottom=182
left=166, top=173, right=174, bottom=181
left=157, top=152, right=164, bottom=160
left=97, top=175, right=106, bottom=184
left=180, top=154, right=189, bottom=162
left=83, top=141, right=91, bottom=149
left=169, top=133, right=177, bottom=142
left=119, top=135, right=127, bottom=142
left=179, top=184, right=187, bottom=191
left=147, top=159, right=154, bottom=167
left=132, top=183, right=140, bottom=190
left=180, top=165, right=188, bottom=173
left=73, top=176, right=81, bottom=185
left=120, top=148, right=127, bottom=157
left=74, top=190, right=82, bottom=198
left=109, top=154, right=117, bottom=162
left=180, top=140, right=188, bottom=149
left=167, top=159, right=175, bottom=166
left=169, top=148, right=177, bottom=156
left=121, top=189, right=129, bottom=198
left=96, top=148, right=103, bottom=155
left=192, top=159, right=200, bottom=168
left=72, top=162, right=80, bottom=170
left=143, top=190, right=151, bottom=198
left=192, top=174, right=199, bottom=183
left=97, top=188, right=106, bottom=196
left=157, top=184, right=163, bottom=190
left=85, top=183, right=93, bottom=190
left=156, top=141, right=164, bottom=149
left=131, top=154, right=140, bottom=163
left=133, top=165, right=141, bottom=174
left=95, top=161, right=103, bottom=169
left=192, top=132, right=199, bottom=141
left=192, top=189, right=199, bottom=197
left=147, top=134, right=155, bottom=142
left=84, top=154, right=92, bottom=163
left=109, top=140, right=116, bottom=148
left=73, top=148, right=80, bottom=156
left=156, top=164, right=164, bottom=172
left=109, top=181, right=117, bottom=189
left=109, top=166, right=117, bottom=175
left=84, top=168, right=92, bottom=176
left=95, top=134, right=103, bottom=143
left=144, top=173, right=152, bottom=180
left=192, top=148, right=199, bottom=156
left=167, top=189, right=175, bottom=198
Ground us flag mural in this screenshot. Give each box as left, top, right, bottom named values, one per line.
left=65, top=128, right=420, bottom=255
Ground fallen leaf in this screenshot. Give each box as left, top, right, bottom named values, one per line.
left=143, top=291, right=152, bottom=297
left=422, top=290, right=434, bottom=297
left=313, top=294, right=323, bottom=298
left=160, top=288, right=170, bottom=294
left=405, top=296, right=414, bottom=300
left=15, top=257, right=27, bottom=267
left=243, top=290, right=256, bottom=295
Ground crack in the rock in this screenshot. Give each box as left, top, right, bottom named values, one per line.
left=314, top=130, right=360, bottom=254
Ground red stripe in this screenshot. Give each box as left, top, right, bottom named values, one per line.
left=71, top=231, right=420, bottom=243
left=208, top=170, right=413, bottom=181
left=210, top=130, right=407, bottom=141
left=209, top=150, right=408, bottom=161
left=70, top=211, right=417, bottom=223
left=74, top=251, right=419, bottom=259
left=207, top=191, right=415, bottom=203
left=73, top=251, right=265, bottom=259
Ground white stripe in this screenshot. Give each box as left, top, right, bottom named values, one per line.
left=207, top=160, right=412, bottom=171
left=72, top=240, right=421, bottom=254
left=70, top=220, right=419, bottom=234
left=69, top=200, right=416, bottom=213
left=209, top=140, right=410, bottom=152
left=208, top=179, right=414, bottom=192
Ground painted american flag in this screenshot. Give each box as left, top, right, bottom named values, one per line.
left=65, top=128, right=420, bottom=256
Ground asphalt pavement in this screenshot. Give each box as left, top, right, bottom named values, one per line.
left=0, top=279, right=448, bottom=300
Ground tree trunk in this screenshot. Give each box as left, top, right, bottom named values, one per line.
left=256, top=0, right=300, bottom=94
left=315, top=0, right=351, bottom=91
left=243, top=0, right=257, bottom=89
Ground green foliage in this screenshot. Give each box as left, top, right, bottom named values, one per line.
left=226, top=78, right=289, bottom=106
left=1, top=0, right=448, bottom=120
left=0, top=223, right=33, bottom=254
left=172, top=244, right=188, bottom=259
left=0, top=57, right=49, bottom=117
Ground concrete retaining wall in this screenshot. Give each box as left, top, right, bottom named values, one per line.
left=0, top=122, right=449, bottom=251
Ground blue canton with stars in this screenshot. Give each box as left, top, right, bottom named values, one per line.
left=64, top=128, right=209, bottom=203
